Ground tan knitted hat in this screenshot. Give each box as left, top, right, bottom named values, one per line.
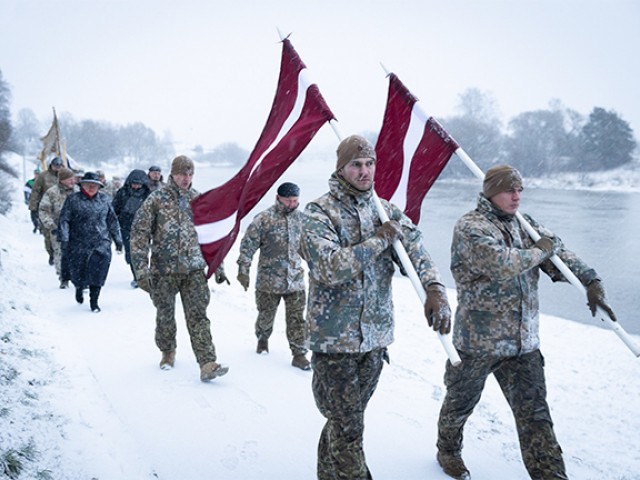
left=57, top=168, right=75, bottom=182
left=171, top=155, right=195, bottom=175
left=336, top=135, right=376, bottom=172
left=483, top=165, right=523, bottom=198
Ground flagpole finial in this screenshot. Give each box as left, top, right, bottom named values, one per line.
left=276, top=27, right=291, bottom=42
left=379, top=62, right=391, bottom=77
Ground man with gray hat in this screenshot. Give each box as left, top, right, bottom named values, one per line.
left=435, top=164, right=617, bottom=480
left=236, top=181, right=310, bottom=370
left=299, top=135, right=451, bottom=479
left=130, top=155, right=230, bottom=382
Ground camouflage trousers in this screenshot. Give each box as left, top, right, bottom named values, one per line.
left=150, top=270, right=217, bottom=366
left=49, top=233, right=62, bottom=278
left=311, top=349, right=387, bottom=480
left=255, top=290, right=308, bottom=356
left=437, top=350, right=568, bottom=479
left=40, top=224, right=53, bottom=257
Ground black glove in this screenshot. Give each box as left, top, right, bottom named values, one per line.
left=237, top=273, right=250, bottom=291
left=424, top=284, right=452, bottom=334
left=115, top=243, right=123, bottom=254
left=214, top=268, right=230, bottom=285
left=137, top=276, right=152, bottom=294
left=61, top=241, right=69, bottom=253
left=586, top=280, right=617, bottom=321
left=375, top=220, right=403, bottom=245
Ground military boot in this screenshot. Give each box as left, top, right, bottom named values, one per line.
left=437, top=451, right=470, bottom=480
left=159, top=349, right=176, bottom=370
left=256, top=338, right=269, bottom=354
left=89, top=286, right=101, bottom=313
left=75, top=288, right=84, bottom=304
left=292, top=354, right=311, bottom=371
left=200, top=362, right=229, bottom=382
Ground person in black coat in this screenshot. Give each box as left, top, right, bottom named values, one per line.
left=58, top=172, right=123, bottom=312
left=112, top=169, right=151, bottom=288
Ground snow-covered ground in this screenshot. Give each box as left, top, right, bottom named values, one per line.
left=1, top=158, right=640, bottom=480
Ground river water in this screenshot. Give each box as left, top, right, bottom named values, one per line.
left=196, top=163, right=640, bottom=336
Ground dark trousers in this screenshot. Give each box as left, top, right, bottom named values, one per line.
left=437, top=350, right=568, bottom=479
left=311, top=349, right=386, bottom=480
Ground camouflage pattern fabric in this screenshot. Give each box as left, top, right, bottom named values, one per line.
left=312, top=349, right=386, bottom=480
left=28, top=169, right=58, bottom=212
left=451, top=193, right=599, bottom=356
left=130, top=177, right=206, bottom=278
left=437, top=350, right=568, bottom=479
left=130, top=176, right=219, bottom=366
left=150, top=270, right=217, bottom=366
left=237, top=200, right=305, bottom=294
left=299, top=173, right=443, bottom=354
left=38, top=183, right=76, bottom=276
left=255, top=290, right=307, bottom=356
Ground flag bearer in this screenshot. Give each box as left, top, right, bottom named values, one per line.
left=299, top=135, right=451, bottom=480
left=436, top=164, right=617, bottom=480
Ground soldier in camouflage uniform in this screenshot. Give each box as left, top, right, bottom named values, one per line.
left=436, top=165, right=617, bottom=480
left=38, top=168, right=77, bottom=288
left=130, top=155, right=230, bottom=382
left=237, top=182, right=310, bottom=370
left=299, top=135, right=452, bottom=480
left=29, top=157, right=63, bottom=265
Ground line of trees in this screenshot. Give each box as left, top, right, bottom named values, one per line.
left=1, top=69, right=638, bottom=214
left=438, top=89, right=637, bottom=178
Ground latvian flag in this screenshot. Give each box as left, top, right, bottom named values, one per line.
left=374, top=73, right=459, bottom=225
left=191, top=38, right=335, bottom=277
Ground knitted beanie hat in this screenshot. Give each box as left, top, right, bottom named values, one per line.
left=277, top=182, right=300, bottom=197
left=171, top=155, right=194, bottom=175
left=336, top=135, right=376, bottom=172
left=57, top=168, right=75, bottom=182
left=483, top=165, right=523, bottom=198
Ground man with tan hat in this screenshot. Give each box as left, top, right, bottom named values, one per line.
left=299, top=134, right=451, bottom=479
left=435, top=164, right=617, bottom=479
left=130, top=155, right=230, bottom=382
left=38, top=167, right=78, bottom=288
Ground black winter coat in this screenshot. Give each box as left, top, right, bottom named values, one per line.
left=58, top=190, right=123, bottom=288
left=112, top=169, right=151, bottom=265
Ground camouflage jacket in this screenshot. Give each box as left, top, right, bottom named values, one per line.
left=237, top=200, right=305, bottom=294
left=38, top=183, right=77, bottom=232
left=130, top=176, right=206, bottom=278
left=451, top=193, right=599, bottom=356
left=28, top=169, right=58, bottom=212
left=300, top=173, right=443, bottom=354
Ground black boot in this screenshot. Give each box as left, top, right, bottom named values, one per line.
left=89, top=286, right=101, bottom=312
left=75, top=287, right=84, bottom=304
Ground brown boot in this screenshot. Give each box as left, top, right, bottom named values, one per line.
left=437, top=451, right=470, bottom=480
left=291, top=354, right=311, bottom=371
left=200, top=361, right=229, bottom=382
left=159, top=349, right=176, bottom=370
left=256, top=338, right=269, bottom=354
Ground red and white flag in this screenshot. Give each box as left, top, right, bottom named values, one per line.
left=374, top=73, right=459, bottom=224
left=192, top=38, right=335, bottom=277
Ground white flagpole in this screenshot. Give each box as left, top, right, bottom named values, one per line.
left=276, top=31, right=462, bottom=365
left=453, top=148, right=640, bottom=357
left=328, top=119, right=462, bottom=366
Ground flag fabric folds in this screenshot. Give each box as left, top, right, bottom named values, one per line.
left=374, top=73, right=459, bottom=224
left=38, top=109, right=61, bottom=170
left=192, top=38, right=335, bottom=278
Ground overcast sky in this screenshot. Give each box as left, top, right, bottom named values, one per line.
left=2, top=0, right=638, bottom=153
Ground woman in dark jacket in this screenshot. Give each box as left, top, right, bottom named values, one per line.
left=58, top=172, right=123, bottom=312
left=112, top=169, right=151, bottom=287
